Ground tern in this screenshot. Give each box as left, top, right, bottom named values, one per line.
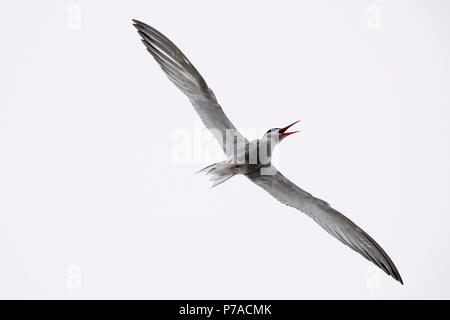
left=133, top=19, right=403, bottom=284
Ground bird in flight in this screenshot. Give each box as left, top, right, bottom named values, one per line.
left=132, top=19, right=403, bottom=284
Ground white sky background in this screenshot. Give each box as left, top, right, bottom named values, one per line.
left=0, top=0, right=449, bottom=299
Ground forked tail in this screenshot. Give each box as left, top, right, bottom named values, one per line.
left=196, top=162, right=236, bottom=188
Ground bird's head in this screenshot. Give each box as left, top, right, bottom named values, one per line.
left=262, top=121, right=300, bottom=145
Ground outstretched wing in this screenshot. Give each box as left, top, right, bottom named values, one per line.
left=247, top=166, right=403, bottom=284
left=133, top=19, right=247, bottom=155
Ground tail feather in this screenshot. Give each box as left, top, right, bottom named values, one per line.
left=209, top=174, right=234, bottom=188
left=195, top=163, right=217, bottom=174
left=197, top=162, right=236, bottom=188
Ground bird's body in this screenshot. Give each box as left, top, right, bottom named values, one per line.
left=133, top=19, right=403, bottom=284
left=200, top=128, right=293, bottom=187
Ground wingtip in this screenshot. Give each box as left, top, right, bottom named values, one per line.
left=391, top=262, right=403, bottom=285
left=390, top=269, right=403, bottom=285
left=132, top=19, right=145, bottom=29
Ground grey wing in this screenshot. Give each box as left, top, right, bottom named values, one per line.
left=247, top=166, right=403, bottom=284
left=133, top=19, right=247, bottom=155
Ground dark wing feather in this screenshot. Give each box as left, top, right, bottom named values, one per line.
left=133, top=20, right=247, bottom=155
left=247, top=166, right=403, bottom=284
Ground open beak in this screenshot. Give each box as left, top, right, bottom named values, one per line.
left=280, top=120, right=300, bottom=137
